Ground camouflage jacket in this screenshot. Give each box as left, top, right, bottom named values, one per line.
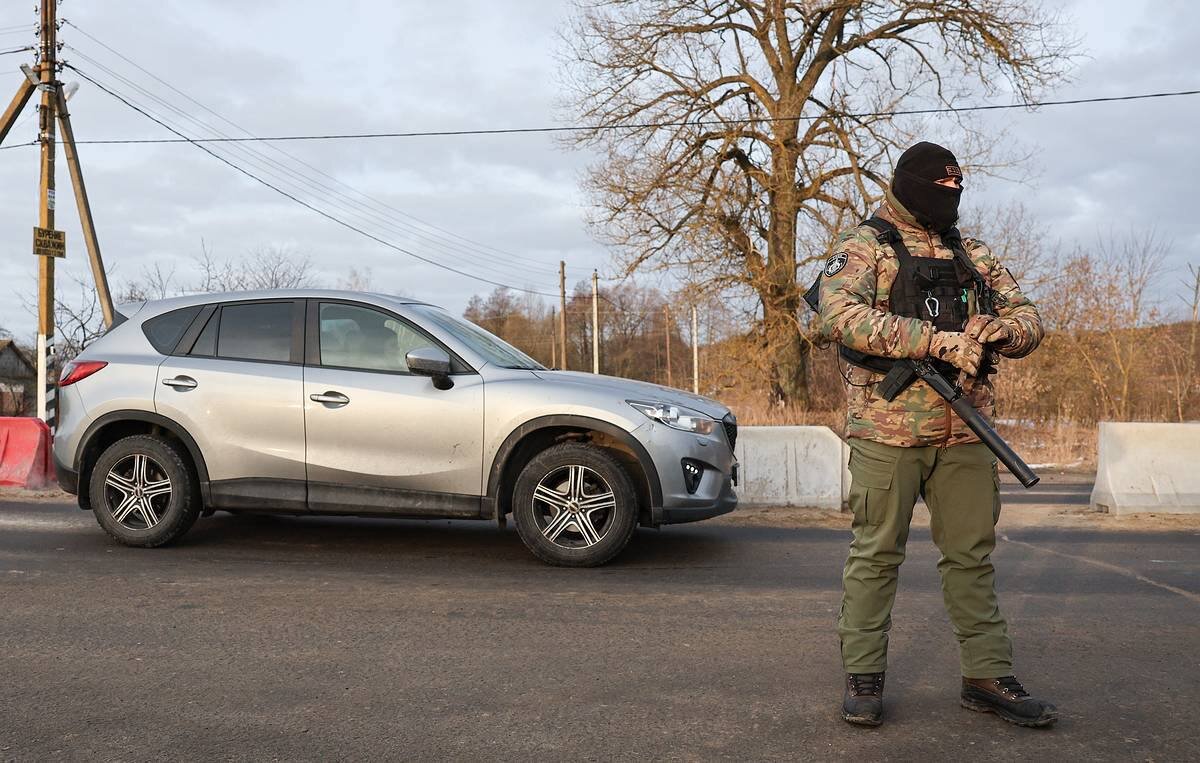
left=817, top=199, right=1043, bottom=447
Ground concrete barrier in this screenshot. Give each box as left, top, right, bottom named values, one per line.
left=735, top=426, right=849, bottom=509
left=0, top=417, right=53, bottom=489
left=1091, top=422, right=1200, bottom=515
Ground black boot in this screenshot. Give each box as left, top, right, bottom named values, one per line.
left=961, top=676, right=1058, bottom=728
left=841, top=672, right=885, bottom=726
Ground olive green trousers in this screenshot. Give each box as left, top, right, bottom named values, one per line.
left=837, top=438, right=1013, bottom=678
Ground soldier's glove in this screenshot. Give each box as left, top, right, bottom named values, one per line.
left=928, top=331, right=984, bottom=376
left=964, top=314, right=1013, bottom=346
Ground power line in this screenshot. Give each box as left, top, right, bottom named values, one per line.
left=35, top=23, right=1192, bottom=306
left=58, top=35, right=591, bottom=288
left=65, top=65, right=561, bottom=299
left=47, top=89, right=1200, bottom=146
left=61, top=48, right=560, bottom=286
left=59, top=19, right=591, bottom=277
left=0, top=45, right=33, bottom=56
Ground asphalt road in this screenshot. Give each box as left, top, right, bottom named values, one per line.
left=1, top=494, right=1197, bottom=762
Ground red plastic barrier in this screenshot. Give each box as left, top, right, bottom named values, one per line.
left=0, top=417, right=53, bottom=489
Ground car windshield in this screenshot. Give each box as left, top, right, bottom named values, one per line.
left=411, top=304, right=545, bottom=371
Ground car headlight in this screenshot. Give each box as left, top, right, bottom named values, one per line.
left=627, top=400, right=715, bottom=435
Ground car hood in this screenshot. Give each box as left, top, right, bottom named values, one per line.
left=530, top=370, right=731, bottom=420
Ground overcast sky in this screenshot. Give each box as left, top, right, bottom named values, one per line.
left=0, top=0, right=1197, bottom=340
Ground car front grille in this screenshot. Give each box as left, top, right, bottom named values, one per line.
left=722, top=414, right=738, bottom=450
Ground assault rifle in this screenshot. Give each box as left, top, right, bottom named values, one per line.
left=876, top=359, right=1040, bottom=488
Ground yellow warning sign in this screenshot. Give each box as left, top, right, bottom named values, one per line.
left=33, top=226, right=65, bottom=258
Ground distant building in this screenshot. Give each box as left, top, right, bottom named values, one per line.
left=0, top=338, right=36, bottom=416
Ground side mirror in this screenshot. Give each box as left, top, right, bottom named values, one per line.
left=406, top=346, right=453, bottom=389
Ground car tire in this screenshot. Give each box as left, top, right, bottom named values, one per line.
left=512, top=442, right=639, bottom=567
left=88, top=434, right=201, bottom=548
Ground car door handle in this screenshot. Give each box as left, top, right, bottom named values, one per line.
left=310, top=391, right=350, bottom=406
left=162, top=375, right=197, bottom=389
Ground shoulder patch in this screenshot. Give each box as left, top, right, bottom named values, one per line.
left=824, top=251, right=849, bottom=277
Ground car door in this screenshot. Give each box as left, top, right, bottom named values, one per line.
left=154, top=299, right=307, bottom=511
left=302, top=299, right=485, bottom=517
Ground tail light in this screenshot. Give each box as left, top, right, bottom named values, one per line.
left=58, top=360, right=107, bottom=387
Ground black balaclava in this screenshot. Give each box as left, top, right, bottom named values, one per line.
left=890, top=141, right=963, bottom=232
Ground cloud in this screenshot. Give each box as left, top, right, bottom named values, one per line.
left=970, top=0, right=1200, bottom=307
left=0, top=0, right=1196, bottom=340
left=0, top=0, right=601, bottom=339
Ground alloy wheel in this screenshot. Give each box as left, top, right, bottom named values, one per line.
left=103, top=453, right=173, bottom=531
left=531, top=464, right=617, bottom=549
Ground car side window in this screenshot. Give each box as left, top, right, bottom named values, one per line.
left=186, top=310, right=219, bottom=357
left=216, top=302, right=293, bottom=362
left=318, top=303, right=431, bottom=373
left=142, top=306, right=201, bottom=354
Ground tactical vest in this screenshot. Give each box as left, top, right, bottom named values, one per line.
left=805, top=216, right=987, bottom=376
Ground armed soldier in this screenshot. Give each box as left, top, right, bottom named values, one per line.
left=816, top=142, right=1057, bottom=728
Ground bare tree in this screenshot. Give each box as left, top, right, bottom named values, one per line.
left=51, top=275, right=109, bottom=365
left=1161, top=263, right=1200, bottom=422
left=1046, top=230, right=1166, bottom=421
left=466, top=287, right=559, bottom=367
left=963, top=200, right=1057, bottom=293
left=562, top=0, right=1075, bottom=405
left=195, top=242, right=314, bottom=292
left=118, top=262, right=179, bottom=303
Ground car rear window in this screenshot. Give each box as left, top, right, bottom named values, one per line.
left=216, top=302, right=293, bottom=362
left=142, top=306, right=202, bottom=354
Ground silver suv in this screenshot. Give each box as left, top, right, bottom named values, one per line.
left=52, top=290, right=738, bottom=566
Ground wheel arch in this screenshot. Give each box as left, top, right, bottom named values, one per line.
left=485, top=415, right=662, bottom=527
left=75, top=410, right=211, bottom=510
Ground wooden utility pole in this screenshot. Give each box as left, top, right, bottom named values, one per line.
left=558, top=261, right=567, bottom=371
left=550, top=307, right=557, bottom=368
left=0, top=79, right=35, bottom=145
left=664, top=304, right=672, bottom=387
left=591, top=270, right=600, bottom=374
left=0, top=0, right=115, bottom=425
left=691, top=304, right=699, bottom=394
left=35, top=0, right=58, bottom=423
left=58, top=88, right=113, bottom=327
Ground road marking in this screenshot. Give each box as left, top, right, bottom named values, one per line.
left=1000, top=534, right=1200, bottom=606
left=0, top=515, right=90, bottom=532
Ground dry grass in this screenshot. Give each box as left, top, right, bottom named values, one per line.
left=999, top=420, right=1097, bottom=470
left=724, top=395, right=1098, bottom=470
left=723, top=398, right=843, bottom=429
